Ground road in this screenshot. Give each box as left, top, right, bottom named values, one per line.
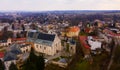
left=45, top=52, right=62, bottom=61
left=107, top=38, right=118, bottom=70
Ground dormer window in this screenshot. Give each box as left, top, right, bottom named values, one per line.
left=36, top=45, right=38, bottom=48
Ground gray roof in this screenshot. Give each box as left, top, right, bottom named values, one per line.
left=59, top=58, right=67, bottom=63
left=35, top=39, right=53, bottom=46
left=10, top=44, right=22, bottom=55
left=20, top=44, right=30, bottom=48
left=4, top=52, right=17, bottom=61
left=4, top=44, right=22, bottom=62
left=37, top=32, right=55, bottom=41
left=0, top=40, right=7, bottom=43
left=22, top=52, right=30, bottom=61
left=70, top=40, right=76, bottom=45
left=27, top=31, right=56, bottom=46
left=4, top=43, right=31, bottom=61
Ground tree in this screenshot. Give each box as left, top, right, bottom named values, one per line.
left=22, top=48, right=45, bottom=70
left=3, top=26, right=8, bottom=32
left=2, top=31, right=13, bottom=39
left=22, top=48, right=37, bottom=70
left=22, top=59, right=37, bottom=70
left=9, top=63, right=18, bottom=70
left=29, top=48, right=37, bottom=62
left=109, top=44, right=120, bottom=70
left=0, top=59, right=4, bottom=70
left=30, top=23, right=38, bottom=30
left=21, top=24, right=25, bottom=31
left=16, top=32, right=21, bottom=38
left=12, top=24, right=15, bottom=30
left=114, top=45, right=120, bottom=63
left=36, top=55, right=45, bottom=70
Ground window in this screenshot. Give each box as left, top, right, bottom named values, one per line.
left=26, top=49, right=28, bottom=52
left=56, top=44, right=57, bottom=47
left=40, top=45, right=41, bottom=48
left=36, top=45, right=38, bottom=48
left=8, top=43, right=11, bottom=45
left=56, top=50, right=59, bottom=53
left=44, top=47, right=46, bottom=50
left=24, top=51, right=25, bottom=53
left=36, top=45, right=38, bottom=47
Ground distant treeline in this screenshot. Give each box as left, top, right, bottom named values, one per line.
left=0, top=11, right=120, bottom=24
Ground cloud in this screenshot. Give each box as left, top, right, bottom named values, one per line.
left=0, top=0, right=120, bottom=11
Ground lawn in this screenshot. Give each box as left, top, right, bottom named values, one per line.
left=79, top=32, right=88, bottom=36
left=75, top=60, right=90, bottom=70
left=53, top=56, right=70, bottom=61
left=0, top=49, right=6, bottom=52
left=45, top=64, right=65, bottom=70
left=90, top=52, right=109, bottom=70
left=53, top=57, right=60, bottom=61
left=70, top=51, right=109, bottom=70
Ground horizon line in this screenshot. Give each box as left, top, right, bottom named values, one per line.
left=1, top=9, right=120, bottom=12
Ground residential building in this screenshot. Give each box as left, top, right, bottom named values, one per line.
left=0, top=52, right=4, bottom=61
left=12, top=38, right=26, bottom=44
left=79, top=36, right=90, bottom=49
left=103, top=28, right=120, bottom=38
left=115, top=23, right=120, bottom=28
left=27, top=31, right=62, bottom=56
left=66, top=26, right=80, bottom=37
left=87, top=36, right=102, bottom=51
left=4, top=52, right=17, bottom=70
left=0, top=38, right=12, bottom=47
left=19, top=44, right=31, bottom=53
left=69, top=39, right=76, bottom=55
left=4, top=43, right=31, bottom=70
left=79, top=36, right=91, bottom=58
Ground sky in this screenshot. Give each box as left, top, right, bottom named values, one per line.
left=0, top=0, right=120, bottom=11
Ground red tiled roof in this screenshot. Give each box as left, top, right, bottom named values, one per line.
left=104, top=29, right=120, bottom=37
left=17, top=42, right=26, bottom=44
left=92, top=36, right=99, bottom=39
left=69, top=26, right=80, bottom=32
left=12, top=38, right=26, bottom=41
left=79, top=36, right=90, bottom=49
left=0, top=52, right=4, bottom=58
left=85, top=28, right=91, bottom=33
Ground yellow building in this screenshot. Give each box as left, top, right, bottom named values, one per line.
left=66, top=26, right=80, bottom=37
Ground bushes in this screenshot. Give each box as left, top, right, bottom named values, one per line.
left=9, top=63, right=18, bottom=70
left=0, top=59, right=4, bottom=70
left=22, top=49, right=45, bottom=70
left=110, top=46, right=120, bottom=70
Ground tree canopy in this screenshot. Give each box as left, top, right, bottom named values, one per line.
left=0, top=59, right=4, bottom=70
left=9, top=63, right=18, bottom=70
left=22, top=49, right=45, bottom=70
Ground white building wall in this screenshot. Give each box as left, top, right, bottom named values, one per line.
left=88, top=40, right=102, bottom=50
left=20, top=45, right=31, bottom=53
left=98, top=32, right=109, bottom=43
left=4, top=60, right=16, bottom=70
left=34, top=35, right=62, bottom=56
left=34, top=43, right=53, bottom=55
